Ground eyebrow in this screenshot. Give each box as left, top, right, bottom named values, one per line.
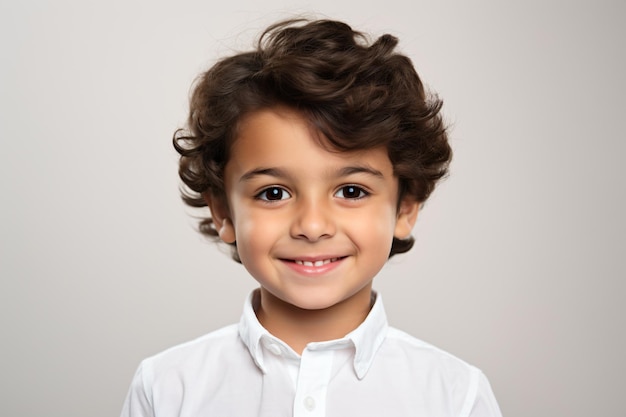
left=337, top=165, right=384, bottom=179
left=238, top=165, right=385, bottom=183
left=239, top=168, right=289, bottom=183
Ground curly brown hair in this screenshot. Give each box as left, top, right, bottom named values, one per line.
left=173, top=19, right=452, bottom=262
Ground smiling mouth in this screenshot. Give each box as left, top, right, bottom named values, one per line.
left=281, top=256, right=347, bottom=275
left=282, top=256, right=347, bottom=266
left=294, top=258, right=340, bottom=267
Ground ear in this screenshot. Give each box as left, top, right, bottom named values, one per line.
left=394, top=197, right=420, bottom=239
left=203, top=193, right=236, bottom=244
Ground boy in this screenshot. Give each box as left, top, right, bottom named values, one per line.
left=121, top=19, right=502, bottom=416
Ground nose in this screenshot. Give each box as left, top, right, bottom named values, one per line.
left=290, top=197, right=336, bottom=242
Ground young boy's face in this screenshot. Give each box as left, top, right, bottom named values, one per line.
left=210, top=107, right=418, bottom=312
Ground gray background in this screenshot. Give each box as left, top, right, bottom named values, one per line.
left=1, top=1, right=624, bottom=416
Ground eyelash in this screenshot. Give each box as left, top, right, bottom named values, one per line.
left=254, top=185, right=369, bottom=202
left=255, top=186, right=291, bottom=201
left=334, top=185, right=369, bottom=200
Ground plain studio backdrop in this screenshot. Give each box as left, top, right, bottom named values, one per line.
left=1, top=1, right=624, bottom=416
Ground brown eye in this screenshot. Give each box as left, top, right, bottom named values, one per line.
left=257, top=187, right=290, bottom=201
left=335, top=185, right=368, bottom=199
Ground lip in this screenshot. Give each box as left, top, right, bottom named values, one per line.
left=280, top=256, right=347, bottom=276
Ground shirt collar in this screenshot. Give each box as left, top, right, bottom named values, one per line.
left=238, top=289, right=389, bottom=380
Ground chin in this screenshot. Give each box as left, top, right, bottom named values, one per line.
left=284, top=296, right=340, bottom=311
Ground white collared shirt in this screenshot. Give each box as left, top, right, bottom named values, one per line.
left=121, top=291, right=502, bottom=417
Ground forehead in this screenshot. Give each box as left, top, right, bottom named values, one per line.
left=227, top=107, right=393, bottom=175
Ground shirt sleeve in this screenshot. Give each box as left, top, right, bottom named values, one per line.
left=120, top=362, right=154, bottom=417
left=464, top=370, right=503, bottom=417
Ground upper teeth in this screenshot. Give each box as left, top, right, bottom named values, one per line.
left=295, top=258, right=338, bottom=267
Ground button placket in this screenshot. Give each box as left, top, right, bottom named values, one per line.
left=293, top=349, right=334, bottom=417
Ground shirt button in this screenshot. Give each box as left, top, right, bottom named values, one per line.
left=267, top=343, right=282, bottom=356
left=303, top=396, right=316, bottom=411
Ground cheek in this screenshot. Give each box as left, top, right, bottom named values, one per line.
left=233, top=208, right=282, bottom=259
left=346, top=204, right=397, bottom=249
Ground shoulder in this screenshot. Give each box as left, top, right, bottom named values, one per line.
left=374, top=327, right=501, bottom=416
left=383, top=326, right=475, bottom=370
left=121, top=324, right=259, bottom=416
left=137, top=324, right=247, bottom=382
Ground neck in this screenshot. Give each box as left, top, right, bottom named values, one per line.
left=255, top=286, right=373, bottom=354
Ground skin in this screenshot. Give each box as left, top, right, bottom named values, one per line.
left=207, top=107, right=419, bottom=354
